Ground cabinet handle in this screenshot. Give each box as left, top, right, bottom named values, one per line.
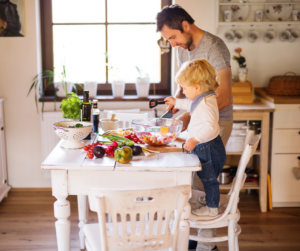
left=0, top=127, right=3, bottom=131
left=298, top=157, right=300, bottom=160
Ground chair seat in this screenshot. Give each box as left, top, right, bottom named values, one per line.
left=83, top=221, right=170, bottom=251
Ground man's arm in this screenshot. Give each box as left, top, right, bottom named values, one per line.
left=215, top=67, right=232, bottom=111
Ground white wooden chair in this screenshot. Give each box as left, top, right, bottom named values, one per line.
left=107, top=111, right=148, bottom=128
left=83, top=185, right=190, bottom=251
left=189, top=131, right=261, bottom=251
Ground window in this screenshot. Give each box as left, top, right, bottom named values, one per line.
left=40, top=0, right=171, bottom=97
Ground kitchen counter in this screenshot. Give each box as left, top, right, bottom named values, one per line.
left=255, top=87, right=300, bottom=104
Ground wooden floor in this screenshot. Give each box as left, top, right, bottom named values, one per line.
left=0, top=190, right=299, bottom=251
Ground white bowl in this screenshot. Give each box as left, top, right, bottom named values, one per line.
left=100, top=118, right=120, bottom=131
left=53, top=121, right=93, bottom=149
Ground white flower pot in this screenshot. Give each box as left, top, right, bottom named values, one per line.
left=84, top=81, right=98, bottom=99
left=111, top=81, right=125, bottom=98
left=54, top=82, right=74, bottom=97
left=135, top=76, right=150, bottom=97
left=238, top=68, right=248, bottom=82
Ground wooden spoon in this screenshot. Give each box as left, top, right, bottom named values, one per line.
left=110, top=113, right=116, bottom=121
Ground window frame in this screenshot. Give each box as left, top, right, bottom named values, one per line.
left=40, top=0, right=171, bottom=97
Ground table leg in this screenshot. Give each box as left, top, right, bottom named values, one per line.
left=177, top=203, right=191, bottom=251
left=77, top=195, right=88, bottom=250
left=54, top=195, right=71, bottom=251
left=259, top=112, right=269, bottom=213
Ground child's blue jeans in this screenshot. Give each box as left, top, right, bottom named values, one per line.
left=193, top=135, right=226, bottom=208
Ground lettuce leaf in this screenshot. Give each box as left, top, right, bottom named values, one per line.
left=60, top=92, right=82, bottom=120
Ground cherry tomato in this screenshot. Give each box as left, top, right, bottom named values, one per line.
left=84, top=146, right=89, bottom=151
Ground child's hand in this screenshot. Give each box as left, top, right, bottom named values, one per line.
left=184, top=137, right=199, bottom=151
left=164, top=97, right=176, bottom=111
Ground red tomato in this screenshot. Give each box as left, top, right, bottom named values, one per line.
left=84, top=146, right=88, bottom=151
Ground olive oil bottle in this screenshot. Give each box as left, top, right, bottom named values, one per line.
left=81, top=90, right=92, bottom=139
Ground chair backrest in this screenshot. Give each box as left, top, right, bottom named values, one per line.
left=229, top=131, right=261, bottom=214
left=88, top=185, right=190, bottom=251
left=107, top=111, right=148, bottom=128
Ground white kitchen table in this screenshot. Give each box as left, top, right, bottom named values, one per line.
left=42, top=136, right=201, bottom=251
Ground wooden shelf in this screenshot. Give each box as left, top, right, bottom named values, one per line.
left=226, top=151, right=260, bottom=155
left=220, top=181, right=259, bottom=190
left=219, top=2, right=300, bottom=6
left=218, top=21, right=300, bottom=26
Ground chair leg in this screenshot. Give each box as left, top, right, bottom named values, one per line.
left=228, top=220, right=235, bottom=251
left=235, top=236, right=239, bottom=251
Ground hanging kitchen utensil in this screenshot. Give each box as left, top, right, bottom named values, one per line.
left=157, top=37, right=171, bottom=54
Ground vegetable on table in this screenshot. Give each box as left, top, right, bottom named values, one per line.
left=114, top=146, right=133, bottom=164
left=60, top=92, right=82, bottom=120
left=69, top=123, right=83, bottom=128
left=99, top=134, right=159, bottom=157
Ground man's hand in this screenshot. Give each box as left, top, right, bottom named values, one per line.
left=184, top=137, right=199, bottom=151
left=176, top=112, right=191, bottom=132
left=164, top=97, right=176, bottom=111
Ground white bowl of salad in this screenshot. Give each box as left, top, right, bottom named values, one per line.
left=53, top=121, right=93, bottom=149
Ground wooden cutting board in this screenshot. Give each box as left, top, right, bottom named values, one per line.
left=143, top=131, right=188, bottom=152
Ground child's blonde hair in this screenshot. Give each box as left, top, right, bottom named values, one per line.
left=175, top=59, right=219, bottom=91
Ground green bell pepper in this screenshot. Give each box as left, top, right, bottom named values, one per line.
left=114, top=146, right=133, bottom=164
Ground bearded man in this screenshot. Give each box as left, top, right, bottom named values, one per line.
left=156, top=5, right=233, bottom=251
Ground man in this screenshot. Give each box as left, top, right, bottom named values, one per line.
left=156, top=4, right=233, bottom=251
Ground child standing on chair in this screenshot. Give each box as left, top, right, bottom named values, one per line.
left=165, top=59, right=226, bottom=217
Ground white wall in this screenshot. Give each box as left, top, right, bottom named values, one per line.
left=0, top=0, right=49, bottom=187
left=0, top=0, right=299, bottom=187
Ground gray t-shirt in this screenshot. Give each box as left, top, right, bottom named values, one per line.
left=177, top=31, right=233, bottom=121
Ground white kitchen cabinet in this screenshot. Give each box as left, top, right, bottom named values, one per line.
left=272, top=154, right=300, bottom=206
left=216, top=0, right=300, bottom=29
left=271, top=104, right=300, bottom=207
left=0, top=99, right=11, bottom=203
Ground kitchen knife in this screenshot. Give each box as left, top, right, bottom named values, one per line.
left=160, top=109, right=173, bottom=118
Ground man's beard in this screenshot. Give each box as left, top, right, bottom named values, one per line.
left=183, top=32, right=193, bottom=50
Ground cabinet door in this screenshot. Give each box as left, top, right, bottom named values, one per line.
left=274, top=109, right=300, bottom=129
left=271, top=154, right=300, bottom=203
left=273, top=129, right=300, bottom=154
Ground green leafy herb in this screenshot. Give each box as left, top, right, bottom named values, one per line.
left=69, top=123, right=83, bottom=128
left=60, top=92, right=82, bottom=120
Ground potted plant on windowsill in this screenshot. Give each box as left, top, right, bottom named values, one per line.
left=28, top=64, right=83, bottom=118
left=135, top=66, right=150, bottom=98
left=106, top=52, right=125, bottom=98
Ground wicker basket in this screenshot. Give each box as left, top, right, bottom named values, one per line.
left=266, top=72, right=300, bottom=96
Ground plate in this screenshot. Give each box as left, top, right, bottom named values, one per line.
left=264, top=0, right=293, bottom=21
left=221, top=0, right=250, bottom=21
